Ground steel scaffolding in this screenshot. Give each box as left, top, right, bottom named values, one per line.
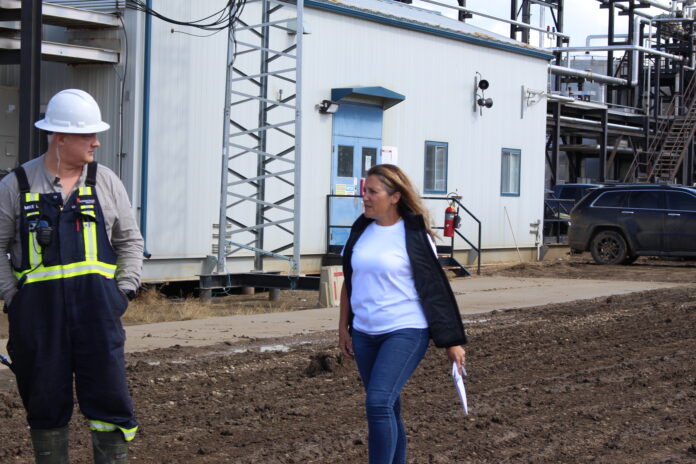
left=215, top=0, right=304, bottom=280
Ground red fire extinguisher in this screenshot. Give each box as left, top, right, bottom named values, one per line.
left=444, top=204, right=457, bottom=237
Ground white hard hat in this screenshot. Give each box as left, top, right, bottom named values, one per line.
left=34, top=89, right=110, bottom=134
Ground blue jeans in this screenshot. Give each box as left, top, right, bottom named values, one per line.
left=352, top=328, right=430, bottom=464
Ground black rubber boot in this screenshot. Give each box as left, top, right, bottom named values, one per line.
left=91, top=430, right=128, bottom=464
left=29, top=426, right=69, bottom=464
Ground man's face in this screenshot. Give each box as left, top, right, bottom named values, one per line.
left=57, top=133, right=100, bottom=166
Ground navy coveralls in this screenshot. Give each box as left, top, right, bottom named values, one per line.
left=6, top=162, right=138, bottom=440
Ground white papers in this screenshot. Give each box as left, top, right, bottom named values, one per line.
left=381, top=146, right=398, bottom=165
left=452, top=362, right=468, bottom=415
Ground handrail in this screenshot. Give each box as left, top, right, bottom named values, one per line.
left=326, top=193, right=482, bottom=275
left=629, top=71, right=696, bottom=181
left=668, top=72, right=696, bottom=177
left=543, top=197, right=574, bottom=244
left=423, top=194, right=482, bottom=276
left=649, top=71, right=696, bottom=178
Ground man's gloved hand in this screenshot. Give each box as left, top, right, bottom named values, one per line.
left=123, top=289, right=137, bottom=301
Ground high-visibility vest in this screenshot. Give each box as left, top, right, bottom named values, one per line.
left=12, top=162, right=118, bottom=286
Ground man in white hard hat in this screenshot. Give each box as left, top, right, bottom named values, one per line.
left=0, top=89, right=144, bottom=463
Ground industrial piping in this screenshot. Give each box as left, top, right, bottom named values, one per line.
left=548, top=64, right=628, bottom=86
left=547, top=114, right=645, bottom=135
left=547, top=45, right=684, bottom=62
left=418, top=0, right=570, bottom=39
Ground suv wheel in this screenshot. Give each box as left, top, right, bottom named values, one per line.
left=590, top=231, right=628, bottom=265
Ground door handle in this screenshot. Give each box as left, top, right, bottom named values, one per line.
left=620, top=211, right=634, bottom=214
left=667, top=213, right=681, bottom=217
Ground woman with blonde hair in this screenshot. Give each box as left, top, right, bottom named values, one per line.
left=339, top=164, right=467, bottom=464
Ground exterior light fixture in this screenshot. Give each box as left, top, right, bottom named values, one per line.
left=318, top=99, right=340, bottom=114
left=474, top=72, right=493, bottom=115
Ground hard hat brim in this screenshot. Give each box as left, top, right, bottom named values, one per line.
left=34, top=119, right=110, bottom=134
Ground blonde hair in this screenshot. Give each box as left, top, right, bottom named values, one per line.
left=366, top=164, right=437, bottom=239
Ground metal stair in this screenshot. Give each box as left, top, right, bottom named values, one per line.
left=626, top=72, right=696, bottom=182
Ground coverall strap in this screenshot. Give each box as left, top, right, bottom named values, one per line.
left=86, top=162, right=98, bottom=187
left=12, top=166, right=30, bottom=194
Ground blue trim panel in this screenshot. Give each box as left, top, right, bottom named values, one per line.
left=332, top=101, right=383, bottom=139
left=305, top=0, right=553, bottom=61
left=424, top=141, right=448, bottom=194
left=332, top=86, right=405, bottom=109
left=140, top=0, right=152, bottom=245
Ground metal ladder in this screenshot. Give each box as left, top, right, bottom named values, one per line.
left=626, top=72, right=696, bottom=182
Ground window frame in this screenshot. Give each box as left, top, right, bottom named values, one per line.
left=336, top=144, right=354, bottom=177
left=591, top=190, right=629, bottom=208
left=666, top=191, right=696, bottom=212
left=423, top=141, right=448, bottom=194
left=500, top=148, right=521, bottom=197
left=627, top=190, right=665, bottom=210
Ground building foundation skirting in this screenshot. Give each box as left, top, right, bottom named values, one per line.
left=141, top=246, right=572, bottom=285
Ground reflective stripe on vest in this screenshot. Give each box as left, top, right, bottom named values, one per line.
left=15, top=260, right=117, bottom=284
left=28, top=233, right=41, bottom=269
left=83, top=221, right=97, bottom=262
left=19, top=185, right=116, bottom=284
left=89, top=420, right=138, bottom=442
left=23, top=193, right=42, bottom=269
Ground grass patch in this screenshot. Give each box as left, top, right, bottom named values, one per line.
left=122, top=288, right=319, bottom=325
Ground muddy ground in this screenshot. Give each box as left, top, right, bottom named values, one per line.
left=486, top=254, right=696, bottom=283
left=0, top=257, right=695, bottom=463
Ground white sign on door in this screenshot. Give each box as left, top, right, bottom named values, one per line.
left=381, top=146, right=398, bottom=165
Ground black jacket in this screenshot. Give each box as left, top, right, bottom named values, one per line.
left=342, top=211, right=467, bottom=348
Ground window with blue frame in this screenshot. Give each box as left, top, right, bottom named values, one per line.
left=501, top=148, right=521, bottom=196
left=424, top=141, right=448, bottom=194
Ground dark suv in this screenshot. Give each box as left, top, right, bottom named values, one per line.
left=569, top=184, right=696, bottom=264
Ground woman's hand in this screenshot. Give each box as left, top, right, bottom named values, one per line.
left=337, top=284, right=354, bottom=359
left=446, top=345, right=466, bottom=376
left=338, top=328, right=354, bottom=359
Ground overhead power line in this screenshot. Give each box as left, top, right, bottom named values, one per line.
left=125, top=0, right=246, bottom=31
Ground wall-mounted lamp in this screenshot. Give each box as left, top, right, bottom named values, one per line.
left=474, top=72, right=493, bottom=116
left=318, top=99, right=340, bottom=114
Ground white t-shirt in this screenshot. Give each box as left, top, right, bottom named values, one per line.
left=350, top=219, right=435, bottom=335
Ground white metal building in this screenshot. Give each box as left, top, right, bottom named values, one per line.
left=0, top=0, right=553, bottom=282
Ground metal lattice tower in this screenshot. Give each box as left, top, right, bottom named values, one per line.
left=216, top=0, right=304, bottom=278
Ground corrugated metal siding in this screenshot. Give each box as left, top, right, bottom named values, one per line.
left=300, top=6, right=548, bottom=253
left=0, top=66, right=20, bottom=87
left=142, top=0, right=548, bottom=267
left=0, top=18, right=132, bottom=188
left=0, top=13, right=140, bottom=192
left=23, top=0, right=550, bottom=279
left=144, top=0, right=228, bottom=260
left=46, top=1, right=125, bottom=12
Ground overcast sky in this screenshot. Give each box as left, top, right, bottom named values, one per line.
left=414, top=0, right=672, bottom=51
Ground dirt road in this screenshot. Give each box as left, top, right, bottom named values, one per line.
left=0, top=258, right=694, bottom=463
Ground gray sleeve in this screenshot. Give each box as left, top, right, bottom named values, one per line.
left=0, top=176, right=19, bottom=304
left=108, top=178, right=144, bottom=292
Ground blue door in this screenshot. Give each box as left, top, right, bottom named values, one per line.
left=329, top=103, right=383, bottom=248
